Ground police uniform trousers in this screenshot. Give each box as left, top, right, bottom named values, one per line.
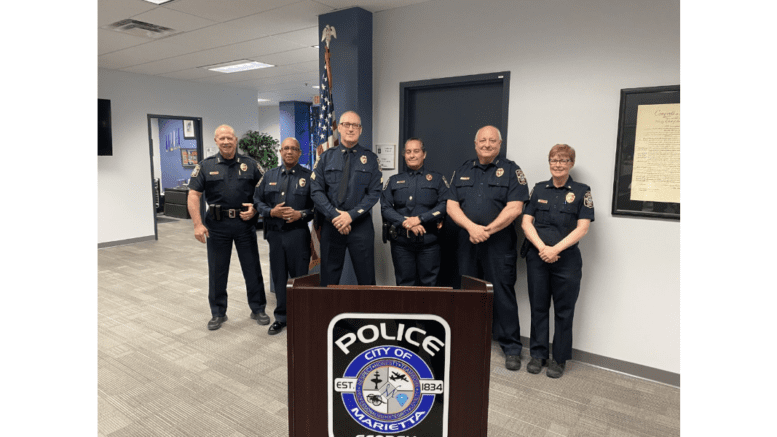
left=266, top=225, right=310, bottom=323
left=320, top=217, right=376, bottom=286
left=390, top=235, right=440, bottom=287
left=205, top=215, right=266, bottom=317
left=457, top=226, right=521, bottom=355
left=525, top=245, right=582, bottom=363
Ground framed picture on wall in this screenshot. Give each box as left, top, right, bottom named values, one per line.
left=611, top=85, right=680, bottom=220
left=181, top=148, right=198, bottom=168
left=183, top=119, right=196, bottom=139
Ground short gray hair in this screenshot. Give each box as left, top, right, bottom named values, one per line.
left=474, top=125, right=502, bottom=142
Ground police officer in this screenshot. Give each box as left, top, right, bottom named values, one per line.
left=380, top=138, right=448, bottom=286
left=521, top=144, right=594, bottom=378
left=253, top=137, right=314, bottom=335
left=187, top=124, right=269, bottom=331
left=446, top=125, right=529, bottom=371
left=310, top=111, right=382, bottom=286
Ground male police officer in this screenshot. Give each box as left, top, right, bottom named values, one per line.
left=187, top=124, right=269, bottom=331
left=254, top=137, right=314, bottom=335
left=446, top=125, right=529, bottom=370
left=381, top=138, right=448, bottom=286
left=310, top=111, right=382, bottom=286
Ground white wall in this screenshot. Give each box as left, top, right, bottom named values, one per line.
left=371, top=0, right=680, bottom=373
left=98, top=69, right=260, bottom=244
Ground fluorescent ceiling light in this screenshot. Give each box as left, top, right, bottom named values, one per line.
left=312, top=85, right=320, bottom=89
left=203, top=60, right=274, bottom=74
left=257, top=98, right=270, bottom=102
left=143, top=0, right=174, bottom=4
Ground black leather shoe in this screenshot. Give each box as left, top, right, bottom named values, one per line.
left=207, top=316, right=227, bottom=331
left=505, top=355, right=521, bottom=371
left=547, top=359, right=566, bottom=378
left=251, top=310, right=270, bottom=325
left=268, top=321, right=287, bottom=335
left=527, top=357, right=546, bottom=374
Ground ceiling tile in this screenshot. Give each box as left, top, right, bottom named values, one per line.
left=100, top=40, right=187, bottom=70
left=272, top=26, right=319, bottom=47
left=258, top=48, right=318, bottom=67
left=98, top=0, right=157, bottom=27
left=98, top=28, right=149, bottom=55
left=157, top=68, right=224, bottom=81
left=164, top=0, right=301, bottom=22
left=131, top=6, right=217, bottom=32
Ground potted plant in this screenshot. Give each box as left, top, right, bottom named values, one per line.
left=238, top=130, right=279, bottom=172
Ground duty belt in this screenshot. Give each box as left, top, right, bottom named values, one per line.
left=208, top=204, right=245, bottom=220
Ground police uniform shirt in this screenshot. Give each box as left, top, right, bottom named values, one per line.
left=381, top=166, right=448, bottom=228
left=523, top=176, right=595, bottom=247
left=254, top=163, right=314, bottom=225
left=445, top=157, right=530, bottom=225
left=310, top=143, right=382, bottom=221
left=188, top=153, right=263, bottom=207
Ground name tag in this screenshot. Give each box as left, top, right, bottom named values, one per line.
left=269, top=182, right=277, bottom=186
left=396, top=180, right=406, bottom=184
left=460, top=177, right=470, bottom=180
left=538, top=199, right=548, bottom=203
left=209, top=171, right=219, bottom=175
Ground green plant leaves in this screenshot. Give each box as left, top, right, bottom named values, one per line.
left=238, top=130, right=279, bottom=171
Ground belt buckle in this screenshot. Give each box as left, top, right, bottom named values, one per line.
left=228, top=209, right=236, bottom=219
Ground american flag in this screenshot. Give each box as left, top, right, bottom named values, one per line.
left=315, top=69, right=337, bottom=158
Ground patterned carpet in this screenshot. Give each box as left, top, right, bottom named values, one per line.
left=98, top=219, right=680, bottom=436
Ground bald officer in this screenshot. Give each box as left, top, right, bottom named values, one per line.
left=446, top=125, right=529, bottom=371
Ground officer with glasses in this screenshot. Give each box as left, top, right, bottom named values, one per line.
left=254, top=137, right=314, bottom=335
left=521, top=144, right=594, bottom=378
left=310, top=111, right=382, bottom=286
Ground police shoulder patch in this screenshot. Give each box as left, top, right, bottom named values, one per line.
left=442, top=175, right=450, bottom=189
left=311, top=172, right=316, bottom=180
left=515, top=169, right=527, bottom=185
left=584, top=190, right=594, bottom=208
left=256, top=175, right=264, bottom=187
left=191, top=164, right=201, bottom=178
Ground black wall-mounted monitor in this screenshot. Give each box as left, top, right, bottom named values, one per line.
left=98, top=98, right=113, bottom=156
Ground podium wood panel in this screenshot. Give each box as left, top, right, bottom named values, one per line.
left=287, top=274, right=493, bottom=437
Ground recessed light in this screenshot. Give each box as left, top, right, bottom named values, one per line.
left=202, top=60, right=274, bottom=74
left=257, top=98, right=271, bottom=102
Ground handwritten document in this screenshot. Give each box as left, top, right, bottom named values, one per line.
left=630, top=103, right=680, bottom=203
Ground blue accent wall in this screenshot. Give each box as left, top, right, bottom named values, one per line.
left=158, top=119, right=197, bottom=190
left=279, top=101, right=312, bottom=167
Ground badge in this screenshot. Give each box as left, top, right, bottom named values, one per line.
left=209, top=171, right=219, bottom=175
left=361, top=155, right=368, bottom=165
left=496, top=168, right=504, bottom=177
left=191, top=164, right=201, bottom=178
left=299, top=178, right=306, bottom=187
left=240, top=163, right=248, bottom=171
left=515, top=169, right=527, bottom=185
left=329, top=313, right=450, bottom=437
left=566, top=192, right=575, bottom=203
left=584, top=190, right=594, bottom=208
left=426, top=174, right=433, bottom=181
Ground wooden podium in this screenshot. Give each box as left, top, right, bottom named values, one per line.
left=286, top=274, right=493, bottom=437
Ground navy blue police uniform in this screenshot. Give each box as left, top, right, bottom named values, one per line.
left=522, top=176, right=594, bottom=364
left=446, top=157, right=530, bottom=356
left=253, top=163, right=314, bottom=324
left=380, top=166, right=448, bottom=286
left=188, top=153, right=266, bottom=318
left=310, top=143, right=382, bottom=286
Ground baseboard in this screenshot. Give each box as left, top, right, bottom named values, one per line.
left=98, top=235, right=156, bottom=249
left=520, top=336, right=680, bottom=387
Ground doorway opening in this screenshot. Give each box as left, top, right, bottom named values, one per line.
left=147, top=115, right=204, bottom=240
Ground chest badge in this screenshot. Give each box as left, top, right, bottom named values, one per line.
left=360, top=155, right=368, bottom=165
left=299, top=178, right=306, bottom=187
left=240, top=163, right=248, bottom=172
left=566, top=192, right=575, bottom=203
left=426, top=174, right=433, bottom=181
left=496, top=168, right=504, bottom=177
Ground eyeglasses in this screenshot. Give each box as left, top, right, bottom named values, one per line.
left=281, top=146, right=300, bottom=152
left=340, top=122, right=361, bottom=129
left=549, top=159, right=571, bottom=164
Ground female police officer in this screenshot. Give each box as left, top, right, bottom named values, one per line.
left=521, top=144, right=594, bottom=378
left=380, top=138, right=447, bottom=286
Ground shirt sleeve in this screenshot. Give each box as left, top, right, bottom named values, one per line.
left=253, top=173, right=272, bottom=218
left=578, top=187, right=595, bottom=222
left=508, top=164, right=530, bottom=202
left=444, top=170, right=459, bottom=202
left=523, top=186, right=539, bottom=217
left=187, top=163, right=206, bottom=192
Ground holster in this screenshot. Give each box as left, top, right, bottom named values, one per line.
left=209, top=204, right=222, bottom=221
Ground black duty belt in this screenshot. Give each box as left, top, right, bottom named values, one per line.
left=208, top=204, right=246, bottom=220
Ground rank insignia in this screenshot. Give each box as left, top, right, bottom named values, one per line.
left=361, top=155, right=368, bottom=165
left=299, top=178, right=306, bottom=187
left=191, top=164, right=201, bottom=178
left=426, top=174, right=433, bottom=181
left=584, top=190, right=594, bottom=208
left=496, top=168, right=504, bottom=177
left=566, top=192, right=575, bottom=203
left=515, top=169, right=527, bottom=185
left=240, top=163, right=248, bottom=171
left=432, top=211, right=441, bottom=216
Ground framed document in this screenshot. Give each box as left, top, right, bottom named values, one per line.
left=181, top=148, right=198, bottom=168
left=611, top=85, right=680, bottom=220
left=183, top=119, right=196, bottom=139
left=377, top=143, right=396, bottom=170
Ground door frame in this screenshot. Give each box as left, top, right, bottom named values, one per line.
left=147, top=114, right=204, bottom=240
left=398, top=71, right=511, bottom=172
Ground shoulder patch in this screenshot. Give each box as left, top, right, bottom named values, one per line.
left=442, top=175, right=450, bottom=189
left=191, top=164, right=201, bottom=178
left=311, top=172, right=316, bottom=180
left=383, top=179, right=389, bottom=190
left=515, top=169, right=527, bottom=185
left=256, top=175, right=264, bottom=187
left=584, top=190, right=594, bottom=208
